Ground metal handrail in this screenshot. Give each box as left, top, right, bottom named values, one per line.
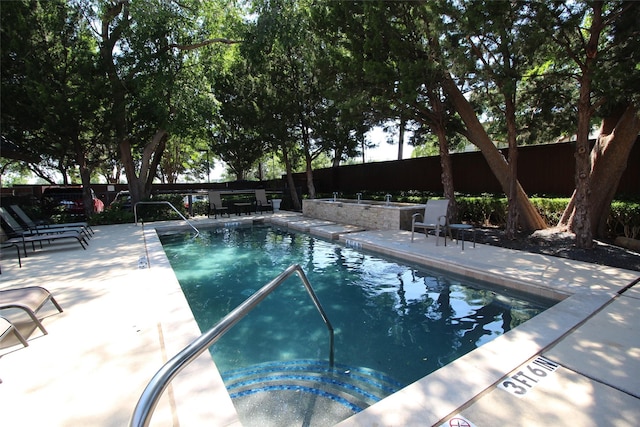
left=134, top=201, right=200, bottom=237
left=129, top=264, right=334, bottom=427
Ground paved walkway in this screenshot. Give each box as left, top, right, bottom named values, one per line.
left=1, top=213, right=638, bottom=427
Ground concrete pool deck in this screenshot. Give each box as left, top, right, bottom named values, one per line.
left=1, top=212, right=638, bottom=427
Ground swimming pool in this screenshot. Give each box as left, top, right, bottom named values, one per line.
left=159, top=225, right=556, bottom=426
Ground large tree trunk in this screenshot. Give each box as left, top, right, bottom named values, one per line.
left=440, top=73, right=546, bottom=230
left=304, top=161, right=316, bottom=199
left=74, top=136, right=94, bottom=217
left=505, top=96, right=519, bottom=240
left=299, top=112, right=317, bottom=199
left=428, top=87, right=457, bottom=220
left=281, top=144, right=302, bottom=211
left=560, top=1, right=605, bottom=248
left=560, top=104, right=640, bottom=238
left=398, top=114, right=405, bottom=160
left=119, top=130, right=167, bottom=206
left=589, top=105, right=640, bottom=236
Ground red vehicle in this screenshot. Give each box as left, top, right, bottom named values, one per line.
left=41, top=187, right=104, bottom=217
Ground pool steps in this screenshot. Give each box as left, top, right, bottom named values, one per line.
left=223, top=360, right=402, bottom=418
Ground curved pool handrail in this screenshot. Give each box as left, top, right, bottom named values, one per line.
left=129, top=263, right=335, bottom=427
left=134, top=201, right=200, bottom=237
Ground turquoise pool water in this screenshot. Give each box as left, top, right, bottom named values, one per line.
left=159, top=225, right=556, bottom=424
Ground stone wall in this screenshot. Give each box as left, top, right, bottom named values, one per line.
left=303, top=199, right=425, bottom=230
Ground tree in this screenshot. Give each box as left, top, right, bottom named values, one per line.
left=209, top=56, right=268, bottom=181
left=323, top=1, right=547, bottom=228
left=443, top=1, right=554, bottom=237
left=319, top=2, right=457, bottom=215
left=539, top=1, right=640, bottom=246
left=245, top=0, right=373, bottom=200
left=93, top=0, right=239, bottom=205
left=1, top=0, right=109, bottom=215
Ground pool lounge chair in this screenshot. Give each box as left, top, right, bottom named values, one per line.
left=1, top=316, right=29, bottom=348
left=411, top=199, right=451, bottom=245
left=1, top=225, right=88, bottom=257
left=1, top=206, right=91, bottom=241
left=0, top=207, right=88, bottom=240
left=207, top=191, right=230, bottom=219
left=0, top=242, right=22, bottom=274
left=0, top=286, right=63, bottom=336
left=9, top=205, right=94, bottom=236
left=0, top=209, right=88, bottom=256
left=255, top=189, right=273, bottom=213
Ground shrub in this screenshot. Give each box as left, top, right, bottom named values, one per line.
left=530, top=198, right=570, bottom=226
left=89, top=208, right=135, bottom=225
left=456, top=196, right=506, bottom=226
left=608, top=201, right=640, bottom=239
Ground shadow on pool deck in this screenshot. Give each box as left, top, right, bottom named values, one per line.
left=1, top=214, right=638, bottom=427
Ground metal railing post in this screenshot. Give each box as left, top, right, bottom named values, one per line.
left=134, top=201, right=200, bottom=237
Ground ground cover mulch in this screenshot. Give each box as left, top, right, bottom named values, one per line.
left=473, top=227, right=640, bottom=272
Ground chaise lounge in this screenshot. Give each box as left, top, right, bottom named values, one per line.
left=1, top=207, right=91, bottom=241
left=9, top=205, right=94, bottom=236
left=0, top=286, right=63, bottom=336
left=1, top=208, right=88, bottom=256
left=1, top=316, right=29, bottom=348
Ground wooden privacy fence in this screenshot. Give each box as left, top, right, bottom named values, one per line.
left=3, top=140, right=638, bottom=204
left=293, top=140, right=640, bottom=197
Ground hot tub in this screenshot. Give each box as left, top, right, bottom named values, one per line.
left=302, top=198, right=425, bottom=231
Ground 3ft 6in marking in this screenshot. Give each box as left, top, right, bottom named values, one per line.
left=498, top=356, right=559, bottom=398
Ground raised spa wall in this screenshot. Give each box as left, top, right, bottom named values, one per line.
left=302, top=198, right=425, bottom=231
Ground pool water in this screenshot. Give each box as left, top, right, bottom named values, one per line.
left=159, top=225, right=556, bottom=425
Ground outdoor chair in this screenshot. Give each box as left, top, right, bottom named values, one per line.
left=0, top=242, right=22, bottom=274
left=207, top=191, right=230, bottom=219
left=1, top=225, right=88, bottom=257
left=255, top=189, right=273, bottom=213
left=0, top=286, right=63, bottom=336
left=0, top=207, right=89, bottom=241
left=0, top=209, right=88, bottom=256
left=411, top=199, right=451, bottom=245
left=1, top=316, right=29, bottom=349
left=9, top=205, right=93, bottom=236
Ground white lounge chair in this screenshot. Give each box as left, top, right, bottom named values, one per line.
left=0, top=286, right=63, bottom=336
left=411, top=199, right=450, bottom=245
left=1, top=316, right=29, bottom=348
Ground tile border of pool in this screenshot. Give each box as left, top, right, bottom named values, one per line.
left=145, top=216, right=638, bottom=426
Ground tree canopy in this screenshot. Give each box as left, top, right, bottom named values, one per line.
left=2, top=0, right=638, bottom=246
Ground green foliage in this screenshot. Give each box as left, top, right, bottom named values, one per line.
left=89, top=209, right=135, bottom=225
left=191, top=201, right=209, bottom=216
left=134, top=195, right=189, bottom=222
left=454, top=196, right=635, bottom=239
left=530, top=198, right=569, bottom=226
left=608, top=201, right=640, bottom=239
left=411, top=142, right=440, bottom=158
left=456, top=196, right=508, bottom=226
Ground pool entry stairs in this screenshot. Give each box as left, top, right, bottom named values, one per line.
left=130, top=265, right=337, bottom=427
left=222, top=359, right=402, bottom=426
